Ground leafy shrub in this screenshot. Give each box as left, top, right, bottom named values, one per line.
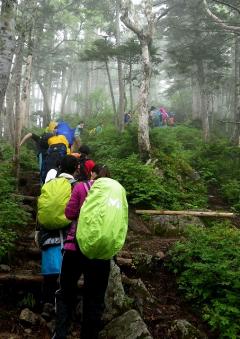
left=106, top=153, right=207, bottom=209
left=193, top=142, right=240, bottom=210
left=167, top=224, right=240, bottom=338
left=0, top=143, right=32, bottom=261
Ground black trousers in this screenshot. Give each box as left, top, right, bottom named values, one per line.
left=54, top=249, right=110, bottom=339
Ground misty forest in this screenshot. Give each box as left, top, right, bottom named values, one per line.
left=1, top=0, right=240, bottom=338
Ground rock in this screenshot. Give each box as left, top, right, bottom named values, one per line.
left=46, top=319, right=56, bottom=334
left=168, top=319, right=207, bottom=339
left=19, top=308, right=39, bottom=326
left=0, top=264, right=11, bottom=272
left=151, top=215, right=204, bottom=236
left=99, top=309, right=152, bottom=339
left=122, top=276, right=155, bottom=316
left=103, top=261, right=132, bottom=322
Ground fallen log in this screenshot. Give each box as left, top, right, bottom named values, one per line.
left=0, top=272, right=43, bottom=283
left=135, top=209, right=236, bottom=218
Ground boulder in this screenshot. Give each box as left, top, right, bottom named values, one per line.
left=103, top=261, right=133, bottom=321
left=168, top=319, right=207, bottom=339
left=99, top=309, right=153, bottom=339
left=19, top=308, right=38, bottom=326
left=151, top=215, right=204, bottom=236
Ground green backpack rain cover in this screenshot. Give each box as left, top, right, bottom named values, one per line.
left=76, top=177, right=128, bottom=259
left=37, top=177, right=72, bottom=230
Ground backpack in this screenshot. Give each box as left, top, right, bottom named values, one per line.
left=76, top=177, right=128, bottom=259
left=57, top=121, right=75, bottom=146
left=44, top=143, right=67, bottom=178
left=37, top=177, right=76, bottom=230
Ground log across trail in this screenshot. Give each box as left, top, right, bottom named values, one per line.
left=135, top=209, right=236, bottom=218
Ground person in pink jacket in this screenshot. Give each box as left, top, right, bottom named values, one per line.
left=159, top=107, right=169, bottom=125
left=52, top=164, right=111, bottom=339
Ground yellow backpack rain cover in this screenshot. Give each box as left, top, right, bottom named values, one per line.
left=76, top=177, right=128, bottom=259
left=37, top=177, right=72, bottom=229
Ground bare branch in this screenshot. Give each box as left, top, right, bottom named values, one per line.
left=203, top=0, right=240, bottom=33
left=120, top=4, right=142, bottom=37
left=212, top=0, right=240, bottom=15
left=156, top=6, right=173, bottom=22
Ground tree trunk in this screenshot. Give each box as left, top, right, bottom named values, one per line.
left=84, top=62, right=91, bottom=117
left=136, top=209, right=235, bottom=218
left=105, top=59, right=117, bottom=115
left=191, top=70, right=201, bottom=120
left=196, top=60, right=210, bottom=141
left=5, top=59, right=16, bottom=144
left=129, top=61, right=133, bottom=112
left=0, top=0, right=16, bottom=113
left=13, top=37, right=24, bottom=183
left=138, top=40, right=151, bottom=159
left=37, top=76, right=51, bottom=127
left=231, top=35, right=240, bottom=145
left=20, top=54, right=33, bottom=128
left=60, top=68, right=72, bottom=118
left=116, top=1, right=125, bottom=132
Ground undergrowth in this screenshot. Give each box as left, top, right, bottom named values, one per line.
left=167, top=223, right=240, bottom=338
left=0, top=143, right=35, bottom=261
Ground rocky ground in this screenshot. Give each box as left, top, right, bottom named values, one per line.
left=0, top=172, right=218, bottom=339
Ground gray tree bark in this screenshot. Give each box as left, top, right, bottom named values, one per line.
left=196, top=60, right=210, bottom=141
left=13, top=37, right=24, bottom=182
left=231, top=35, right=240, bottom=145
left=116, top=1, right=125, bottom=132
left=0, top=0, right=16, bottom=113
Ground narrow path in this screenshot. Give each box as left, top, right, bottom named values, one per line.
left=0, top=171, right=214, bottom=338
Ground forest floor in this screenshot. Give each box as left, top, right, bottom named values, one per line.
left=0, top=172, right=225, bottom=339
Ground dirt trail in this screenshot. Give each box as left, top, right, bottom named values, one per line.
left=0, top=171, right=214, bottom=339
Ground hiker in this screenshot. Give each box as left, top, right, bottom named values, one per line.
left=124, top=111, right=131, bottom=125
left=168, top=112, right=175, bottom=126
left=95, top=123, right=103, bottom=134
left=20, top=121, right=57, bottom=184
left=52, top=164, right=111, bottom=339
left=152, top=108, right=162, bottom=127
left=160, top=107, right=169, bottom=126
left=72, top=121, right=84, bottom=152
left=73, top=144, right=95, bottom=181
left=36, top=155, right=78, bottom=307
left=43, top=129, right=71, bottom=183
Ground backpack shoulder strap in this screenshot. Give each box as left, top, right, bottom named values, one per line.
left=83, top=180, right=93, bottom=194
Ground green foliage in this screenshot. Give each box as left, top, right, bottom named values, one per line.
left=85, top=124, right=207, bottom=209
left=193, top=141, right=240, bottom=211
left=18, top=293, right=36, bottom=309
left=167, top=224, right=240, bottom=338
left=0, top=228, right=16, bottom=261
left=107, top=154, right=173, bottom=208
left=0, top=143, right=31, bottom=261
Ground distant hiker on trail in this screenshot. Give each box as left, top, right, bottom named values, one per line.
left=152, top=107, right=162, bottom=127
left=168, top=112, right=176, bottom=127
left=53, top=164, right=128, bottom=339
left=72, top=121, right=84, bottom=152
left=36, top=155, right=78, bottom=308
left=72, top=144, right=95, bottom=182
left=160, top=107, right=169, bottom=126
left=95, top=123, right=103, bottom=134
left=124, top=111, right=132, bottom=125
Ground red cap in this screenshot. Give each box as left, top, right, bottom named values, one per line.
left=84, top=159, right=95, bottom=175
